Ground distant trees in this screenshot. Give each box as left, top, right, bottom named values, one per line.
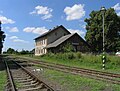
left=4, top=48, right=34, bottom=55
left=85, top=8, right=120, bottom=52
left=6, top=48, right=16, bottom=54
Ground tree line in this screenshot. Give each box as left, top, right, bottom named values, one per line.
left=3, top=48, right=35, bottom=55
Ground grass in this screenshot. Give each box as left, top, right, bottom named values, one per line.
left=6, top=54, right=120, bottom=90
left=0, top=71, right=7, bottom=91
left=39, top=68, right=120, bottom=91
left=12, top=53, right=120, bottom=74
left=24, top=54, right=120, bottom=73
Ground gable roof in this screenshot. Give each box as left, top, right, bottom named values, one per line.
left=46, top=33, right=91, bottom=49
left=34, top=25, right=70, bottom=40
left=46, top=33, right=76, bottom=48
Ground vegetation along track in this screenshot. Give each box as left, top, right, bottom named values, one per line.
left=3, top=57, right=55, bottom=91
left=15, top=57, right=120, bottom=85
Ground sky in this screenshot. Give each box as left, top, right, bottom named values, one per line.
left=0, top=0, right=120, bottom=51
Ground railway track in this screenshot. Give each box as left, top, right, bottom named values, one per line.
left=3, top=58, right=55, bottom=91
left=13, top=57, right=120, bottom=85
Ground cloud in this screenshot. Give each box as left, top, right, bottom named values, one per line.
left=5, top=27, right=19, bottom=32
left=5, top=33, right=9, bottom=37
left=23, top=27, right=49, bottom=35
left=9, top=35, right=29, bottom=43
left=64, top=4, right=85, bottom=21
left=0, top=15, right=15, bottom=24
left=68, top=29, right=85, bottom=36
left=117, top=12, right=120, bottom=16
left=10, top=27, right=19, bottom=32
left=112, top=3, right=120, bottom=16
left=41, top=14, right=52, bottom=20
left=112, top=3, right=120, bottom=11
left=13, top=39, right=29, bottom=43
left=45, top=19, right=52, bottom=22
left=30, top=5, right=53, bottom=20
left=9, top=36, right=18, bottom=39
left=79, top=24, right=86, bottom=29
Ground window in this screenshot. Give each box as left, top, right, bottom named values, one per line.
left=41, top=49, right=43, bottom=54
left=39, top=42, right=41, bottom=45
left=42, top=40, right=44, bottom=44
left=43, top=49, right=44, bottom=53
left=41, top=41, right=42, bottom=45
left=43, top=40, right=45, bottom=44
left=44, top=49, right=46, bottom=53
left=43, top=40, right=44, bottom=44
left=40, top=41, right=41, bottom=45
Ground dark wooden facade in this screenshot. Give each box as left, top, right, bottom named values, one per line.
left=47, top=33, right=91, bottom=53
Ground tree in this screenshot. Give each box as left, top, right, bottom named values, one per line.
left=85, top=8, right=120, bottom=52
left=20, top=49, right=30, bottom=54
left=7, top=48, right=16, bottom=54
left=0, top=21, right=6, bottom=54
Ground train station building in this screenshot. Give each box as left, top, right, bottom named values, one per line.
left=34, top=25, right=91, bottom=56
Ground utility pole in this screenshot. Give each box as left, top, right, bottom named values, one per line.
left=100, top=7, right=106, bottom=70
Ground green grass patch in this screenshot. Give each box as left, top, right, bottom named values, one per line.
left=12, top=53, right=120, bottom=73
left=41, top=68, right=120, bottom=91
left=0, top=71, right=7, bottom=91
left=29, top=53, right=120, bottom=73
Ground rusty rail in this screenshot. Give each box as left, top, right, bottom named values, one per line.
left=13, top=60, right=54, bottom=91
left=4, top=60, right=17, bottom=91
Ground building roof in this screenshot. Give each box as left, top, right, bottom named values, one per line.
left=34, top=25, right=70, bottom=40
left=46, top=33, right=76, bottom=48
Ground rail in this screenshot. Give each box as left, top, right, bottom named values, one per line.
left=4, top=59, right=17, bottom=91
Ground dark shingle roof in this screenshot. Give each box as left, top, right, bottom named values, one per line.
left=34, top=25, right=70, bottom=40
left=46, top=33, right=75, bottom=48
left=46, top=33, right=91, bottom=49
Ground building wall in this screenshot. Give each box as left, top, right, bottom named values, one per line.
left=35, top=37, right=47, bottom=56
left=35, top=27, right=70, bottom=55
left=47, top=27, right=70, bottom=44
left=48, top=34, right=91, bottom=53
left=67, top=34, right=90, bottom=52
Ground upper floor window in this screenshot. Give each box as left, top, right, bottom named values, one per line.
left=41, top=41, right=43, bottom=45
left=43, top=40, right=45, bottom=45
left=42, top=40, right=44, bottom=44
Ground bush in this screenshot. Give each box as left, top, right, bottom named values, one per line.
left=46, top=52, right=55, bottom=57
left=75, top=52, right=82, bottom=59
left=63, top=42, right=74, bottom=52
left=43, top=52, right=78, bottom=60
left=66, top=52, right=75, bottom=60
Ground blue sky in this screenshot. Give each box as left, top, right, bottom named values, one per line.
left=0, top=0, right=120, bottom=51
